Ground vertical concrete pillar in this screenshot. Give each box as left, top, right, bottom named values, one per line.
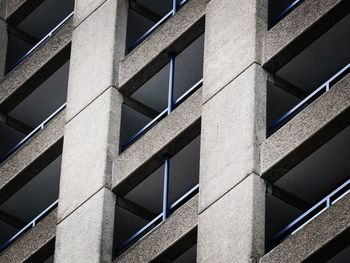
left=54, top=0, right=127, bottom=262
left=198, top=0, right=268, bottom=262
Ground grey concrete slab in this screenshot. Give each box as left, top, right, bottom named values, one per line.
left=66, top=0, right=127, bottom=122
left=198, top=174, right=265, bottom=263
left=264, top=0, right=349, bottom=72
left=114, top=194, right=198, bottom=263
left=73, top=0, right=110, bottom=27
left=55, top=188, right=115, bottom=263
left=0, top=109, right=64, bottom=205
left=0, top=19, right=7, bottom=79
left=262, top=72, right=350, bottom=183
left=118, top=0, right=205, bottom=97
left=112, top=88, right=202, bottom=194
left=0, top=16, right=72, bottom=113
left=58, top=87, right=122, bottom=222
left=260, top=190, right=350, bottom=263
left=199, top=64, right=267, bottom=212
left=0, top=208, right=56, bottom=263
left=202, top=0, right=267, bottom=103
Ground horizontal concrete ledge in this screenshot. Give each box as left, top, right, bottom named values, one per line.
left=0, top=17, right=72, bottom=113
left=114, top=195, right=198, bottom=263
left=112, top=88, right=202, bottom=195
left=0, top=209, right=56, bottom=263
left=264, top=0, right=349, bottom=72
left=118, top=0, right=205, bottom=96
left=0, top=109, right=65, bottom=205
left=260, top=192, right=350, bottom=263
left=261, top=72, right=350, bottom=182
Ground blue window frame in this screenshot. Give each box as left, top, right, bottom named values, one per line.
left=268, top=63, right=350, bottom=136
left=120, top=34, right=204, bottom=151
left=114, top=136, right=200, bottom=257
left=126, top=0, right=189, bottom=53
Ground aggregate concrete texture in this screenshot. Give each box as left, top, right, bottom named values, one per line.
left=55, top=188, right=115, bottom=263
left=73, top=0, right=112, bottom=27
left=198, top=174, right=265, bottom=263
left=58, top=87, right=122, bottom=222
left=66, top=0, right=127, bottom=121
left=0, top=19, right=7, bottom=79
left=0, top=209, right=56, bottom=263
left=199, top=64, right=267, bottom=212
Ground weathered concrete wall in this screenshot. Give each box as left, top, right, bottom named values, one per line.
left=54, top=0, right=127, bottom=262
left=198, top=0, right=267, bottom=262
left=0, top=17, right=7, bottom=79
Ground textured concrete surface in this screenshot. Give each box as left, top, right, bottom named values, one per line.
left=55, top=188, right=115, bottom=263
left=200, top=64, right=266, bottom=212
left=0, top=0, right=6, bottom=19
left=0, top=109, right=64, bottom=204
left=262, top=72, right=350, bottom=182
left=119, top=0, right=205, bottom=96
left=0, top=18, right=7, bottom=79
left=58, top=88, right=121, bottom=221
left=66, top=0, right=127, bottom=121
left=112, top=88, right=202, bottom=194
left=0, top=209, right=56, bottom=263
left=73, top=0, right=109, bottom=27
left=264, top=0, right=348, bottom=72
left=261, top=190, right=350, bottom=263
left=114, top=194, right=198, bottom=263
left=203, top=0, right=267, bottom=102
left=0, top=16, right=72, bottom=113
left=6, top=0, right=27, bottom=19
left=198, top=174, right=265, bottom=263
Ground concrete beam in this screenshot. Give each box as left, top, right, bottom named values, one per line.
left=0, top=209, right=56, bottom=263
left=264, top=0, right=350, bottom=72
left=6, top=0, right=45, bottom=24
left=129, top=0, right=162, bottom=23
left=0, top=209, right=26, bottom=229
left=0, top=16, right=72, bottom=113
left=124, top=96, right=159, bottom=119
left=262, top=71, right=350, bottom=182
left=116, top=195, right=156, bottom=221
left=114, top=195, right=198, bottom=263
left=261, top=190, right=350, bottom=263
left=0, top=109, right=64, bottom=205
left=112, top=88, right=202, bottom=195
left=0, top=113, right=33, bottom=134
left=119, top=0, right=205, bottom=96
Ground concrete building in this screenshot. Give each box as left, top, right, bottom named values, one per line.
left=0, top=0, right=349, bottom=262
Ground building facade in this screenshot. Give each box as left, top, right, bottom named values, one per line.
left=0, top=0, right=349, bottom=262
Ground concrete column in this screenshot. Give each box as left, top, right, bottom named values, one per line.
left=54, top=0, right=127, bottom=262
left=198, top=0, right=268, bottom=262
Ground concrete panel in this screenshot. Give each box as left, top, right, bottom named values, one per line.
left=199, top=64, right=267, bottom=211
left=0, top=17, right=72, bottom=113
left=0, top=0, right=6, bottom=19
left=114, top=195, right=198, bottom=263
left=0, top=109, right=64, bottom=204
left=0, top=19, right=7, bottom=79
left=55, top=188, right=115, bottom=263
left=0, top=209, right=56, bottom=263
left=119, top=0, right=205, bottom=96
left=261, top=191, right=350, bottom=263
left=112, top=88, right=202, bottom=194
left=262, top=72, right=350, bottom=182
left=264, top=0, right=349, bottom=72
left=73, top=0, right=108, bottom=27
left=197, top=174, right=265, bottom=263
left=58, top=87, right=122, bottom=222
left=66, top=0, right=127, bottom=121
left=202, top=0, right=267, bottom=102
